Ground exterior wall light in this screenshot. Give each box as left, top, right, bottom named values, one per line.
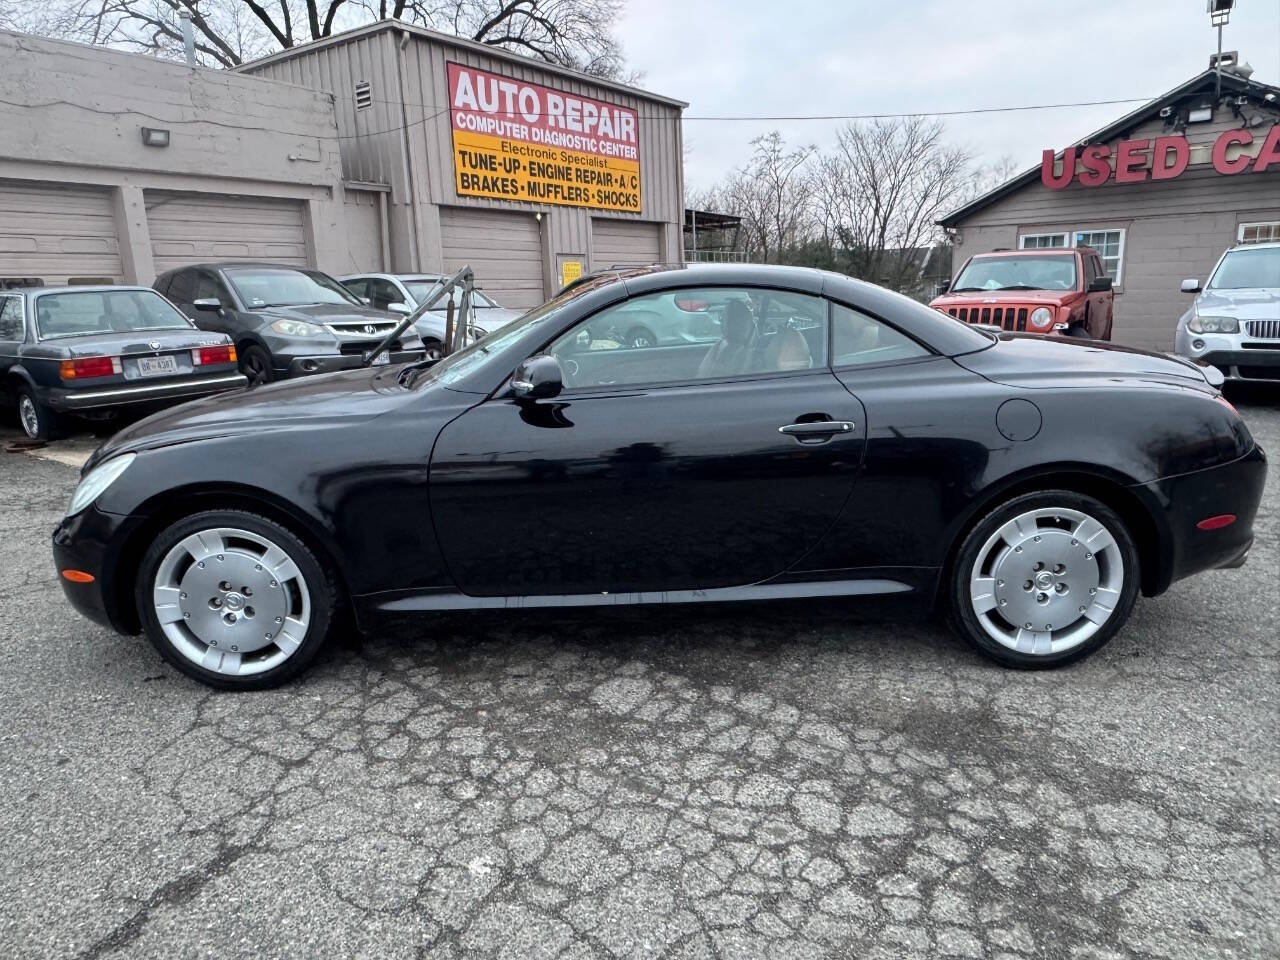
left=140, top=127, right=170, bottom=147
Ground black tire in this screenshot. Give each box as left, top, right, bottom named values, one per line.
left=1064, top=325, right=1090, bottom=339
left=625, top=325, right=657, bottom=349
left=16, top=384, right=63, bottom=441
left=946, top=490, right=1140, bottom=669
left=135, top=509, right=338, bottom=690
left=239, top=344, right=274, bottom=386
left=422, top=339, right=444, bottom=362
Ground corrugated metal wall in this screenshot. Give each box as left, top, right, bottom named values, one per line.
left=241, top=26, right=685, bottom=297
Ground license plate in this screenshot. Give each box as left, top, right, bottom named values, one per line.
left=137, top=355, right=179, bottom=378
left=372, top=352, right=390, bottom=366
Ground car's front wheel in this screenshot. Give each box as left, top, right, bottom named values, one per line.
left=947, top=490, right=1139, bottom=668
left=239, top=344, right=274, bottom=386
left=16, top=385, right=63, bottom=441
left=136, top=510, right=336, bottom=689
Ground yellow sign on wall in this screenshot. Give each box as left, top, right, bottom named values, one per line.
left=448, top=62, right=642, bottom=214
left=560, top=259, right=584, bottom=288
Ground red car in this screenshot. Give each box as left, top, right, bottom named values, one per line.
left=931, top=246, right=1114, bottom=339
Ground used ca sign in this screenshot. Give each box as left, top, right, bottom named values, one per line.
left=1041, top=123, right=1280, bottom=189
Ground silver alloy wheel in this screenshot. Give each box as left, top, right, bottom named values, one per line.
left=152, top=527, right=311, bottom=677
left=969, top=506, right=1124, bottom=656
left=424, top=343, right=443, bottom=361
left=18, top=395, right=39, bottom=438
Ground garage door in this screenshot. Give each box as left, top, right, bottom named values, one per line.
left=592, top=218, right=661, bottom=269
left=440, top=207, right=544, bottom=311
left=0, top=180, right=122, bottom=284
left=145, top=191, right=308, bottom=275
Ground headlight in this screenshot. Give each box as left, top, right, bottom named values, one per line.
left=270, top=319, right=326, bottom=337
left=1187, top=315, right=1239, bottom=334
left=1030, top=307, right=1054, bottom=328
left=66, top=454, right=135, bottom=517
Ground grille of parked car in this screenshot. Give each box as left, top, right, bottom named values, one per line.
left=944, top=306, right=1029, bottom=332
left=1244, top=320, right=1280, bottom=340
left=327, top=320, right=399, bottom=337
left=338, top=340, right=401, bottom=355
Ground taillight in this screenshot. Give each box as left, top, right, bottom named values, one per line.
left=192, top=344, right=237, bottom=366
left=674, top=298, right=708, bottom=312
left=59, top=356, right=121, bottom=380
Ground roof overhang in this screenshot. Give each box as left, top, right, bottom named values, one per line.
left=236, top=18, right=688, bottom=110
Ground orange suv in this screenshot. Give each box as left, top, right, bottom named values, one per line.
left=931, top=246, right=1114, bottom=339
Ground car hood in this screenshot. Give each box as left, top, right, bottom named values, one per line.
left=1192, top=287, right=1280, bottom=320
left=955, top=334, right=1219, bottom=391
left=255, top=303, right=400, bottom=325
left=86, top=366, right=406, bottom=469
left=28, top=328, right=230, bottom=359
left=931, top=290, right=1080, bottom=309
left=470, top=308, right=524, bottom=332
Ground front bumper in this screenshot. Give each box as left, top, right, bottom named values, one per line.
left=52, top=505, right=139, bottom=634
left=46, top=372, right=247, bottom=412
left=1175, top=327, right=1280, bottom=381
left=1134, top=441, right=1267, bottom=594
left=279, top=348, right=425, bottom=378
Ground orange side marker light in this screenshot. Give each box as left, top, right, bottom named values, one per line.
left=61, top=569, right=95, bottom=583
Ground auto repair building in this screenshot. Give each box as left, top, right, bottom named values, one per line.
left=0, top=22, right=687, bottom=310
left=940, top=62, right=1280, bottom=351
left=238, top=21, right=686, bottom=309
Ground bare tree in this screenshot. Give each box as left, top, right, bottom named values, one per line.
left=704, top=132, right=816, bottom=264
left=20, top=0, right=631, bottom=76
left=814, top=117, right=974, bottom=296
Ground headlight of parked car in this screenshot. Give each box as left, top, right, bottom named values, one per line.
left=1030, top=307, right=1054, bottom=328
left=1187, top=315, right=1239, bottom=334
left=66, top=454, right=135, bottom=518
left=270, top=319, right=326, bottom=337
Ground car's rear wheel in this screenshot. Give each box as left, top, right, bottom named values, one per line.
left=136, top=510, right=336, bottom=689
left=16, top=385, right=62, bottom=441
left=947, top=490, right=1139, bottom=668
left=422, top=338, right=444, bottom=362
left=239, top=344, right=274, bottom=386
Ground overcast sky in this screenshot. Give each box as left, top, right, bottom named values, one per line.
left=617, top=0, right=1280, bottom=191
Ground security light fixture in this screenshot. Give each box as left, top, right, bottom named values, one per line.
left=140, top=127, right=170, bottom=147
left=1188, top=105, right=1215, bottom=123
left=1208, top=0, right=1234, bottom=27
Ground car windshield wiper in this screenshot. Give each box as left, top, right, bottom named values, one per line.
left=949, top=286, right=986, bottom=292
left=993, top=285, right=1041, bottom=291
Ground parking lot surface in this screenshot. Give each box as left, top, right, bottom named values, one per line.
left=1, top=394, right=1277, bottom=960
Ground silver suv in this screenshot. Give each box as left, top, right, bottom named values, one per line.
left=1176, top=242, right=1280, bottom=382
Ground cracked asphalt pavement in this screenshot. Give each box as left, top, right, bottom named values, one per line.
left=0, top=391, right=1277, bottom=959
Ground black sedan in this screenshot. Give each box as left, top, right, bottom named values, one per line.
left=1, top=285, right=245, bottom=440
left=52, top=265, right=1265, bottom=689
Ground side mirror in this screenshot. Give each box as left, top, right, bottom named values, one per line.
left=1088, top=276, right=1113, bottom=293
left=511, top=354, right=563, bottom=400
left=386, top=302, right=412, bottom=315
left=1181, top=278, right=1202, bottom=294
left=192, top=298, right=222, bottom=312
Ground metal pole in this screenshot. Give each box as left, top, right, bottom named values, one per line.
left=1216, top=23, right=1224, bottom=101
left=178, top=11, right=196, bottom=67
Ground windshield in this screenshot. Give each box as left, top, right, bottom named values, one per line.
left=226, top=267, right=361, bottom=309
left=952, top=255, right=1078, bottom=292
left=405, top=280, right=499, bottom=309
left=1209, top=247, right=1280, bottom=290
left=407, top=275, right=619, bottom=389
left=35, top=289, right=193, bottom=339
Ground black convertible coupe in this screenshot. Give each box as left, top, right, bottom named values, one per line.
left=53, top=264, right=1265, bottom=689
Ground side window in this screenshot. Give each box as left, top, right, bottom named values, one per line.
left=195, top=271, right=231, bottom=307
left=166, top=270, right=197, bottom=307
left=549, top=287, right=828, bottom=390
left=343, top=278, right=369, bottom=301
left=369, top=279, right=406, bottom=310
left=0, top=296, right=22, bottom=340
left=831, top=304, right=930, bottom=368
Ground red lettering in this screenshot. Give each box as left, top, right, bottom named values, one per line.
left=1078, top=144, right=1112, bottom=187
left=1115, top=139, right=1150, bottom=184
left=1213, top=129, right=1254, bottom=174
left=1150, top=136, right=1189, bottom=180
left=1041, top=148, right=1076, bottom=190
left=1252, top=124, right=1280, bottom=173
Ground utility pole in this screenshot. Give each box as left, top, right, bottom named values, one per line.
left=1208, top=1, right=1236, bottom=101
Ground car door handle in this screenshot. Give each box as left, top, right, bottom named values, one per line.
left=778, top=421, right=856, bottom=438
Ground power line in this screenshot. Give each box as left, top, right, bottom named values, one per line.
left=329, top=95, right=1159, bottom=141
